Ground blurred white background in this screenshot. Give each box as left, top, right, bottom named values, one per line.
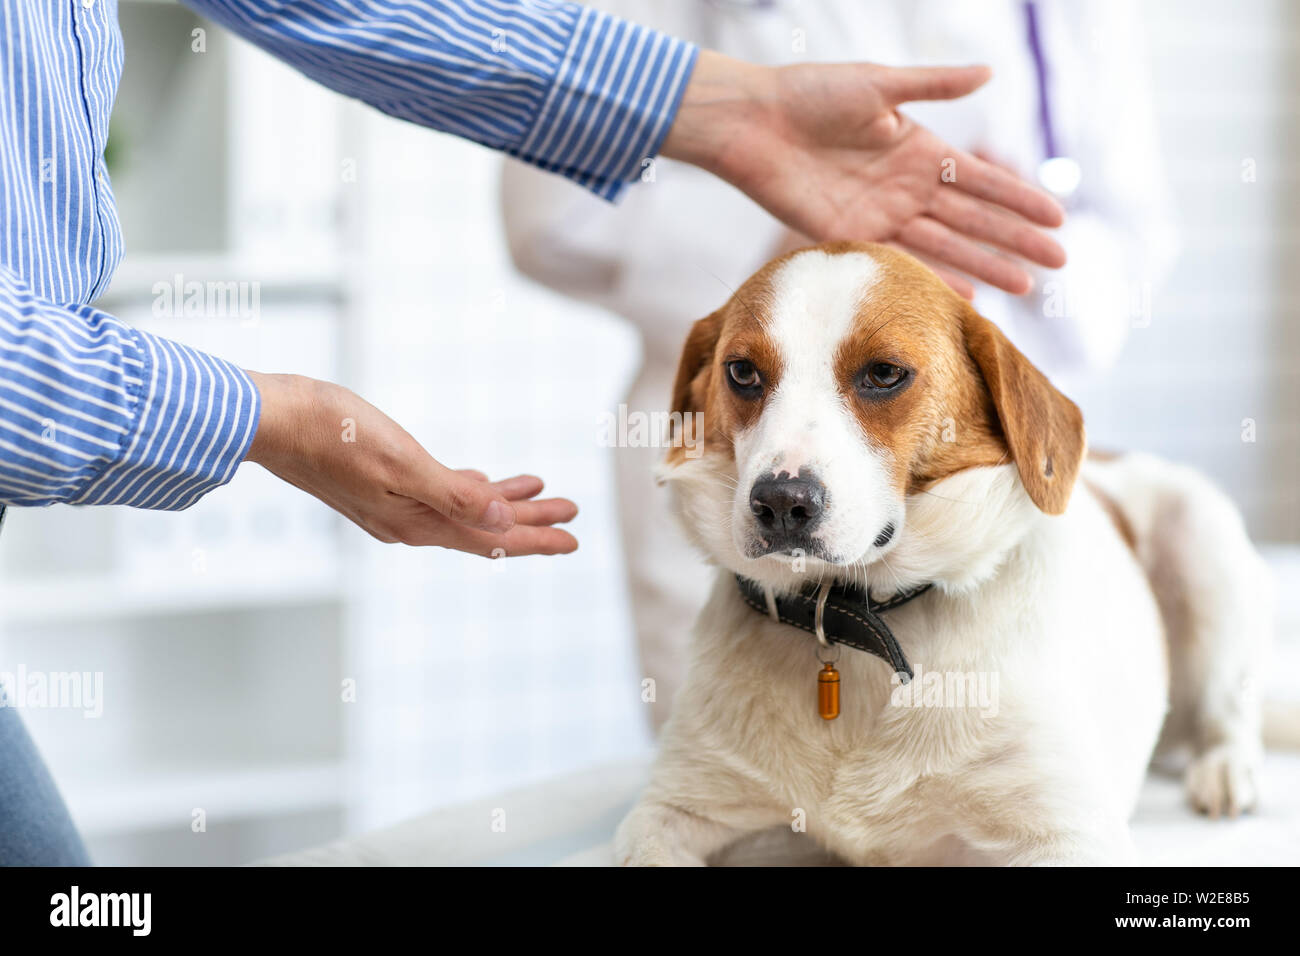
left=0, top=0, right=1297, bottom=864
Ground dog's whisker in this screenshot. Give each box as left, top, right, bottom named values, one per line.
left=877, top=554, right=906, bottom=594
left=913, top=490, right=979, bottom=504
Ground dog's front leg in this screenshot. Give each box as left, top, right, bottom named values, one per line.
left=614, top=800, right=753, bottom=867
left=991, top=819, right=1138, bottom=867
left=615, top=717, right=791, bottom=865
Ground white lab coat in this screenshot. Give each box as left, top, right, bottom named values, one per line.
left=501, top=0, right=1178, bottom=729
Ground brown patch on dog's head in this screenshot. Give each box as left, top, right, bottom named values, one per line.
left=665, top=260, right=790, bottom=467
left=824, top=246, right=1007, bottom=498
left=817, top=244, right=1084, bottom=514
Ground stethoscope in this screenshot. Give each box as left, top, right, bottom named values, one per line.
left=1023, top=1, right=1082, bottom=200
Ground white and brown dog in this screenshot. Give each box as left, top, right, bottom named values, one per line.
left=616, top=241, right=1271, bottom=866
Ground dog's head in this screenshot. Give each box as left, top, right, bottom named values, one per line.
left=662, top=241, right=1085, bottom=593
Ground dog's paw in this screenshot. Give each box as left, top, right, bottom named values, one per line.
left=1185, top=744, right=1259, bottom=818
left=613, top=824, right=674, bottom=866
left=613, top=841, right=675, bottom=866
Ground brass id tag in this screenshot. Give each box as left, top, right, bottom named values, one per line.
left=818, top=661, right=840, bottom=720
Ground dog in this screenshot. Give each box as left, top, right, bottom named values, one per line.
left=615, top=241, right=1271, bottom=866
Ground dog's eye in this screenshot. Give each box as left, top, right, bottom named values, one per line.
left=861, top=362, right=909, bottom=391
left=726, top=360, right=763, bottom=394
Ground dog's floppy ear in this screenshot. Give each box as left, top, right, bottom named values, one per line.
left=666, top=310, right=724, bottom=463
left=960, top=303, right=1085, bottom=515
left=670, top=309, right=724, bottom=419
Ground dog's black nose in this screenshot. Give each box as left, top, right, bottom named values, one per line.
left=750, top=475, right=825, bottom=536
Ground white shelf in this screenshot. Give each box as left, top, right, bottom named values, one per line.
left=64, top=761, right=348, bottom=837
left=0, top=569, right=342, bottom=625
left=98, top=252, right=347, bottom=303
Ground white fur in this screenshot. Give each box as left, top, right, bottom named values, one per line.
left=1084, top=453, right=1272, bottom=816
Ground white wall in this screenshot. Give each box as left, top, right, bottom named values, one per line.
left=1070, top=0, right=1300, bottom=539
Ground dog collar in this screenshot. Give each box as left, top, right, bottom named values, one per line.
left=734, top=575, right=930, bottom=683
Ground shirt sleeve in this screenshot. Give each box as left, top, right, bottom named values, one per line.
left=182, top=0, right=697, bottom=200
left=0, top=266, right=260, bottom=511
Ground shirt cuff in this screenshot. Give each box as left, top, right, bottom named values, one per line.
left=510, top=5, right=697, bottom=201
left=73, top=328, right=260, bottom=511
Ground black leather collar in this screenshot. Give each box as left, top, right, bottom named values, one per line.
left=735, top=575, right=931, bottom=681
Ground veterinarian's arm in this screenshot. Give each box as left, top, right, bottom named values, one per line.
left=244, top=372, right=579, bottom=556
left=185, top=1, right=1063, bottom=294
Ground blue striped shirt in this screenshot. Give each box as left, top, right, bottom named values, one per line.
left=0, top=0, right=695, bottom=510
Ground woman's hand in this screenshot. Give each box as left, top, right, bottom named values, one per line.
left=243, top=372, right=578, bottom=557
left=662, top=52, right=1067, bottom=296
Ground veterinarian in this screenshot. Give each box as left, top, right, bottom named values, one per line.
left=0, top=0, right=1064, bottom=864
